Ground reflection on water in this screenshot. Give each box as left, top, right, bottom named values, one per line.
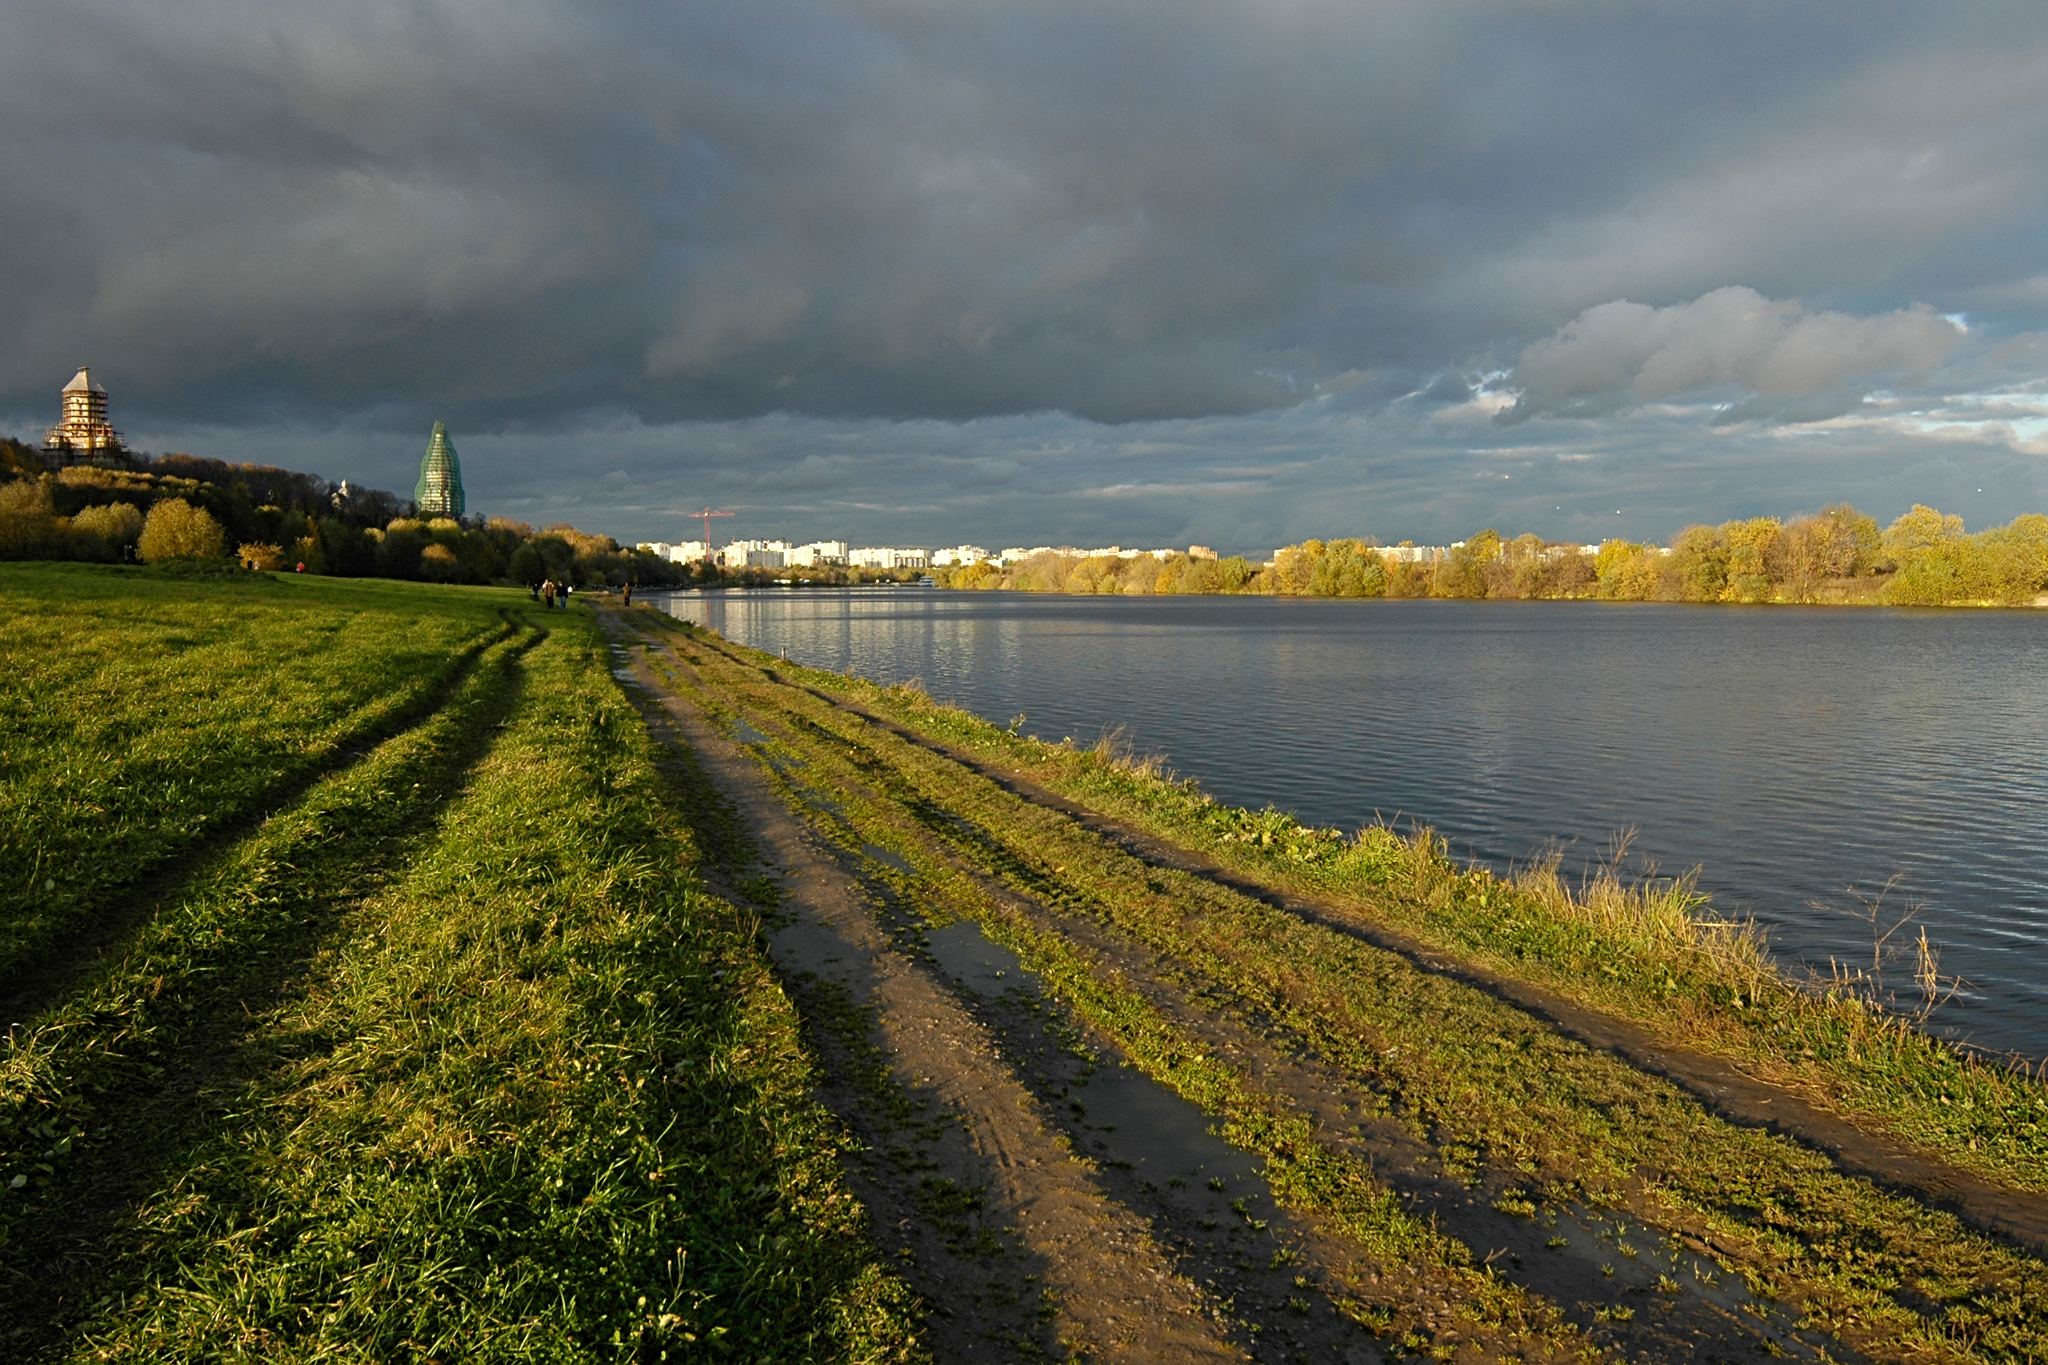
left=655, top=588, right=2048, bottom=1059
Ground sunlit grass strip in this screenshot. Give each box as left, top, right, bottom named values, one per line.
left=669, top=631, right=2048, bottom=1365
left=0, top=567, right=514, bottom=979
left=800, top=655, right=2048, bottom=1194
left=18, top=614, right=919, bottom=1364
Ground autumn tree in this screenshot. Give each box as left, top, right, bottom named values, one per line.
left=137, top=498, right=226, bottom=562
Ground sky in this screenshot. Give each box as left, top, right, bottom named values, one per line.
left=5, top=0, right=2048, bottom=554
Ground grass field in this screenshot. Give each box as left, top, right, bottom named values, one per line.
left=635, top=612, right=2048, bottom=1365
left=0, top=566, right=922, bottom=1363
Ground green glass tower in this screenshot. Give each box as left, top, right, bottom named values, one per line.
left=415, top=421, right=466, bottom=518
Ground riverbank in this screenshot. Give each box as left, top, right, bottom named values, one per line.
left=614, top=602, right=2048, bottom=1362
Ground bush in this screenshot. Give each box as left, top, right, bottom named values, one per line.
left=0, top=477, right=62, bottom=559
left=72, top=502, right=146, bottom=559
left=420, top=542, right=461, bottom=581
left=238, top=541, right=287, bottom=571
left=137, top=498, right=227, bottom=563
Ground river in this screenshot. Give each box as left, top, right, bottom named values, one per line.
left=650, top=587, right=2048, bottom=1060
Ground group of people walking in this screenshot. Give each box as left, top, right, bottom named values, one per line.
left=528, top=579, right=637, bottom=609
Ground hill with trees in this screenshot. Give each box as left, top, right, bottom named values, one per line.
left=0, top=437, right=689, bottom=589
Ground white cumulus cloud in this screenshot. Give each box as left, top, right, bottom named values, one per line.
left=1499, top=286, right=1962, bottom=423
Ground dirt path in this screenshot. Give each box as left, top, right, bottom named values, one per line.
left=604, top=617, right=1248, bottom=1363
left=793, top=675, right=2048, bottom=1261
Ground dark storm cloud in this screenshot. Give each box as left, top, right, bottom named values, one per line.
left=5, top=0, right=2048, bottom=544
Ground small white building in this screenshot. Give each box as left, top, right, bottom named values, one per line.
left=931, top=545, right=990, bottom=567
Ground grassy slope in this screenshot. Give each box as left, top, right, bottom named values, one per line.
left=0, top=565, right=508, bottom=979
left=0, top=570, right=919, bottom=1364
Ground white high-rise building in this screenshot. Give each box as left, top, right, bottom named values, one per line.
left=787, top=540, right=850, bottom=567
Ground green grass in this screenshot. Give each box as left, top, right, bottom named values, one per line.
left=0, top=565, right=510, bottom=981
left=0, top=569, right=922, bottom=1364
left=654, top=620, right=2048, bottom=1365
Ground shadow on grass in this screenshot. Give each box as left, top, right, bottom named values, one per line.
left=0, top=632, right=539, bottom=1362
left=0, top=613, right=523, bottom=1032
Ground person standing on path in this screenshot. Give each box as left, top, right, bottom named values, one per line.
left=622, top=581, right=632, bottom=607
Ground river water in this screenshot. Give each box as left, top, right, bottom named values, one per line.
left=651, top=588, right=2048, bottom=1059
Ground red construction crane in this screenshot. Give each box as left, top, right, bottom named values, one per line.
left=691, top=508, right=734, bottom=550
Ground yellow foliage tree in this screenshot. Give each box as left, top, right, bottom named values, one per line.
left=137, top=498, right=226, bottom=563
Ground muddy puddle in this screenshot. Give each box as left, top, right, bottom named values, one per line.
left=926, top=921, right=1269, bottom=1203
left=1540, top=1206, right=1839, bottom=1360
left=862, top=843, right=919, bottom=876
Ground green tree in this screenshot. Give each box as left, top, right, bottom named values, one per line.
left=507, top=541, right=546, bottom=585
left=70, top=502, right=145, bottom=561
left=137, top=498, right=226, bottom=562
left=1307, top=539, right=1387, bottom=597
left=0, top=477, right=61, bottom=559
left=1667, top=524, right=1728, bottom=602
left=1432, top=530, right=1499, bottom=598
left=1722, top=518, right=1782, bottom=601
left=1883, top=504, right=1964, bottom=561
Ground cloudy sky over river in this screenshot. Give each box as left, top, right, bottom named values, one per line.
left=6, top=1, right=2048, bottom=551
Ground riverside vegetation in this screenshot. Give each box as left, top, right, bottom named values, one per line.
left=619, top=607, right=2048, bottom=1363
left=0, top=564, right=920, bottom=1362
left=939, top=503, right=2048, bottom=607
left=10, top=560, right=2048, bottom=1363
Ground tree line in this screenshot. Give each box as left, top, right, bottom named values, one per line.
left=937, top=503, right=2048, bottom=607
left=0, top=437, right=687, bottom=589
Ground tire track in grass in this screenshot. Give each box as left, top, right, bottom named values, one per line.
left=56, top=614, right=922, bottom=1365
left=611, top=615, right=1242, bottom=1365
left=0, top=625, right=540, bottom=1358
left=0, top=610, right=519, bottom=1021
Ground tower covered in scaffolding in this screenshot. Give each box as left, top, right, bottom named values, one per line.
left=415, top=421, right=466, bottom=518
left=44, top=367, right=123, bottom=459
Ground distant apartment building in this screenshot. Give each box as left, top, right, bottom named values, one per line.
left=786, top=540, right=849, bottom=567
left=719, top=539, right=791, bottom=569
left=931, top=545, right=989, bottom=567
left=637, top=540, right=712, bottom=563
left=848, top=546, right=930, bottom=570
left=1187, top=545, right=1218, bottom=561
left=1381, top=544, right=1452, bottom=564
